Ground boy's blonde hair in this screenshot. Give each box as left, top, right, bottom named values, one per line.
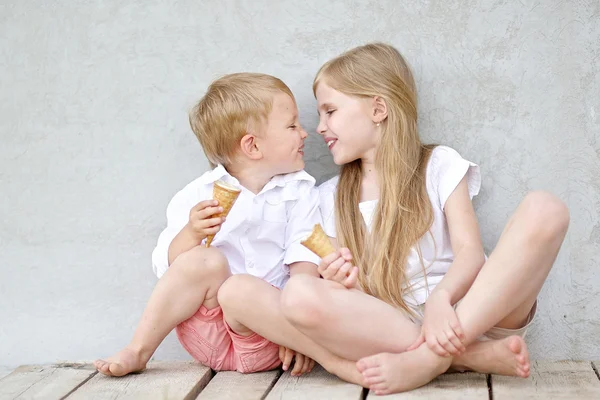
left=190, top=73, right=295, bottom=168
left=314, top=43, right=436, bottom=315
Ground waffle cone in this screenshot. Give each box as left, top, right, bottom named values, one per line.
left=301, top=224, right=336, bottom=258
left=205, top=180, right=241, bottom=247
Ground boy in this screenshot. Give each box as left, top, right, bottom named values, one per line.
left=94, top=73, right=323, bottom=376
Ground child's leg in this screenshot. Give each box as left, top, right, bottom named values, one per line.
left=217, top=274, right=370, bottom=385
left=283, top=275, right=532, bottom=378
left=357, top=191, right=569, bottom=394
left=94, top=246, right=230, bottom=376
left=280, top=275, right=421, bottom=360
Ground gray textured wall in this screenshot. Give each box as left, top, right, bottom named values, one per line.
left=1, top=0, right=598, bottom=369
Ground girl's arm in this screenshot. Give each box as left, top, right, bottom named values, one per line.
left=431, top=176, right=486, bottom=305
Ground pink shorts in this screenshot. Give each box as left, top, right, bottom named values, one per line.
left=175, top=305, right=281, bottom=373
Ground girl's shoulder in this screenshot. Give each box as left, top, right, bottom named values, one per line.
left=426, top=145, right=481, bottom=210
left=318, top=175, right=340, bottom=195
left=428, top=145, right=465, bottom=166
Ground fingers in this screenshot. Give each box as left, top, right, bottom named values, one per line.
left=450, top=319, right=465, bottom=342
left=292, top=355, right=315, bottom=376
left=331, top=261, right=353, bottom=282
left=426, top=334, right=449, bottom=357
left=342, top=266, right=359, bottom=289
left=319, top=251, right=340, bottom=270
left=307, top=358, right=315, bottom=373
left=197, top=207, right=224, bottom=220
left=318, top=253, right=345, bottom=280
left=436, top=331, right=463, bottom=356
left=192, top=199, right=219, bottom=211
left=282, top=348, right=295, bottom=371
left=279, top=345, right=286, bottom=363
left=299, top=356, right=313, bottom=375
left=442, top=315, right=465, bottom=355
left=291, top=353, right=303, bottom=376
left=339, top=247, right=353, bottom=261
left=445, top=328, right=466, bottom=354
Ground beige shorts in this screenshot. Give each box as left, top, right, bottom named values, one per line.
left=406, top=300, right=537, bottom=341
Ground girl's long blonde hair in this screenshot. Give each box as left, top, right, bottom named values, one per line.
left=314, top=43, right=435, bottom=313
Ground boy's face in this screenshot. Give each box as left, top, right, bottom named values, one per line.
left=257, top=92, right=307, bottom=175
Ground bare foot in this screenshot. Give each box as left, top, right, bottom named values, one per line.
left=357, top=344, right=451, bottom=395
left=94, top=347, right=148, bottom=377
left=452, top=335, right=530, bottom=377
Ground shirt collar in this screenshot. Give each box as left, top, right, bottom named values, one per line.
left=199, top=165, right=315, bottom=193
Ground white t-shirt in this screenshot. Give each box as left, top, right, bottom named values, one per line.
left=319, top=146, right=481, bottom=305
left=152, top=165, right=322, bottom=289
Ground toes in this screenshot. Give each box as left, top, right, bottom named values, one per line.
left=370, top=382, right=389, bottom=394
left=364, top=375, right=385, bottom=386
left=108, top=363, right=125, bottom=377
left=361, top=367, right=381, bottom=378
left=357, top=355, right=382, bottom=373
left=97, top=362, right=112, bottom=376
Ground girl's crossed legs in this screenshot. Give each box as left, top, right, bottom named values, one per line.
left=280, top=191, right=569, bottom=394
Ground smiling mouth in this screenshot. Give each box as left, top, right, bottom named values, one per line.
left=327, top=139, right=337, bottom=149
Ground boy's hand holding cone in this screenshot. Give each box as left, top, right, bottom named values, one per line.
left=301, top=224, right=359, bottom=289
left=205, top=180, right=241, bottom=247
left=187, top=180, right=241, bottom=247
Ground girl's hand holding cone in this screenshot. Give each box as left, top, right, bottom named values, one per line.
left=318, top=249, right=359, bottom=289
left=301, top=224, right=359, bottom=289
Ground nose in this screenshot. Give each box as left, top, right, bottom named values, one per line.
left=316, top=117, right=326, bottom=135
left=300, top=126, right=308, bottom=140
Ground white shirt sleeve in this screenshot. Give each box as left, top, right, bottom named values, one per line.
left=283, top=186, right=322, bottom=267
left=428, top=146, right=481, bottom=210
left=151, top=181, right=206, bottom=278
left=318, top=178, right=338, bottom=238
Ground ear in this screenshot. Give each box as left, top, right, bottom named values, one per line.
left=371, top=96, right=388, bottom=123
left=239, top=133, right=263, bottom=161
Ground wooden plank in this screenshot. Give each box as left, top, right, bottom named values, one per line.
left=196, top=370, right=280, bottom=400
left=265, top=365, right=363, bottom=400
left=493, top=360, right=600, bottom=399
left=367, top=371, right=488, bottom=399
left=0, top=363, right=96, bottom=400
left=67, top=361, right=212, bottom=400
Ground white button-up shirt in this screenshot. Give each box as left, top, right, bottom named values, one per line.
left=152, top=165, right=322, bottom=289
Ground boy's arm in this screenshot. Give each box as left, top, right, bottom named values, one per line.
left=283, top=186, right=322, bottom=276
left=152, top=182, right=212, bottom=278
left=167, top=223, right=203, bottom=265
left=289, top=261, right=320, bottom=277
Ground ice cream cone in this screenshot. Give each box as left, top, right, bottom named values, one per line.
left=205, top=180, right=241, bottom=247
left=301, top=224, right=336, bottom=258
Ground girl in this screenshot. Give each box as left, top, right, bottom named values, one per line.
left=278, top=43, right=569, bottom=395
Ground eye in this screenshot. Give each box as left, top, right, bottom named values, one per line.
left=288, top=124, right=298, bottom=129
left=326, top=110, right=335, bottom=115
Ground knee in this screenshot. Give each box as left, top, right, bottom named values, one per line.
left=217, top=274, right=255, bottom=309
left=521, top=191, right=570, bottom=240
left=171, top=246, right=230, bottom=282
left=281, top=275, right=324, bottom=328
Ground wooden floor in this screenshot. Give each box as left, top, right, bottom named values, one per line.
left=1, top=361, right=599, bottom=399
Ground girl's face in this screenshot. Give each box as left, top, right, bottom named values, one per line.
left=315, top=82, right=380, bottom=165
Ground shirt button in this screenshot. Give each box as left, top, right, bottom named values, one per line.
left=248, top=261, right=254, bottom=269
